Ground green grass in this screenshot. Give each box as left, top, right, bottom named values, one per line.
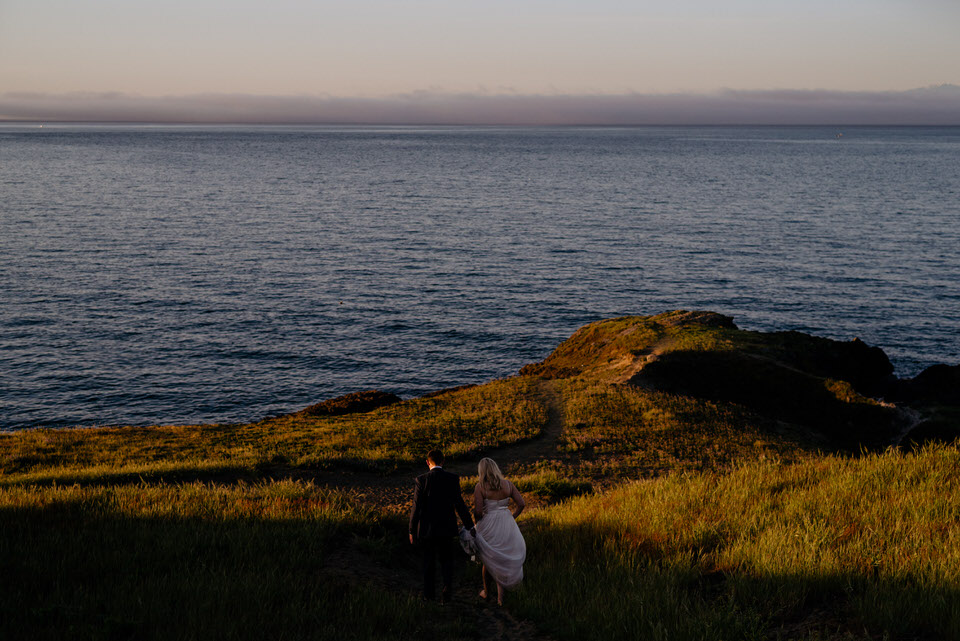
left=461, top=469, right=594, bottom=504
left=3, top=311, right=958, bottom=639
left=554, top=378, right=809, bottom=477
left=0, top=377, right=548, bottom=639
left=0, top=480, right=475, bottom=641
left=0, top=377, right=548, bottom=483
left=519, top=311, right=739, bottom=382
left=11, top=444, right=960, bottom=640
left=512, top=444, right=960, bottom=640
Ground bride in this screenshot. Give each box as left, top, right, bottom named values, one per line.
left=470, top=457, right=526, bottom=606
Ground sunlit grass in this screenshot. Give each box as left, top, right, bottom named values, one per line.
left=554, top=378, right=809, bottom=478
left=3, top=312, right=956, bottom=639
left=0, top=458, right=256, bottom=487
left=0, top=377, right=548, bottom=478
left=514, top=444, right=960, bottom=640
left=0, top=377, right=549, bottom=639
left=461, top=469, right=593, bottom=505
left=521, top=311, right=740, bottom=381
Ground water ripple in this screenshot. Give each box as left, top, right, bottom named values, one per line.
left=1, top=125, right=958, bottom=429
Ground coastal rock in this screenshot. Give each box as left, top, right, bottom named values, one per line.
left=656, top=310, right=738, bottom=329
left=634, top=350, right=901, bottom=448
left=891, top=364, right=960, bottom=405
left=520, top=311, right=908, bottom=449
left=757, top=333, right=896, bottom=398
left=296, top=390, right=401, bottom=417
left=518, top=310, right=736, bottom=380
left=893, top=364, right=960, bottom=446
left=902, top=420, right=960, bottom=446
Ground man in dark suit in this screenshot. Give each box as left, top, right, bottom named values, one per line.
left=409, top=449, right=475, bottom=603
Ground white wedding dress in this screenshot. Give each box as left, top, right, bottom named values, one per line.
left=472, top=497, right=526, bottom=588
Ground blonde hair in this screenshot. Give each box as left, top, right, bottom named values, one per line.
left=478, top=457, right=505, bottom=492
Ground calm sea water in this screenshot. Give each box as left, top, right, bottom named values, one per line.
left=1, top=125, right=958, bottom=429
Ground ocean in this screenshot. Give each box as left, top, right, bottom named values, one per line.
left=1, top=124, right=958, bottom=429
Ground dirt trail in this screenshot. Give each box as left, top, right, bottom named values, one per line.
left=326, top=540, right=557, bottom=641
left=321, top=379, right=566, bottom=640
left=310, top=379, right=567, bottom=510
left=478, top=379, right=566, bottom=473
left=614, top=335, right=676, bottom=384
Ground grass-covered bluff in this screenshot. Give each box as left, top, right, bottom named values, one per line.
left=3, top=311, right=959, bottom=640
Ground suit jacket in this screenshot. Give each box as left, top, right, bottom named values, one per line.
left=409, top=467, right=474, bottom=539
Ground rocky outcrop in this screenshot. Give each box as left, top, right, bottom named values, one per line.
left=296, top=390, right=401, bottom=417
left=519, top=311, right=737, bottom=381
left=890, top=364, right=960, bottom=446
left=891, top=364, right=960, bottom=406
left=518, top=311, right=945, bottom=450
left=633, top=349, right=901, bottom=449
left=743, top=332, right=896, bottom=398
left=656, top=310, right=738, bottom=329
left=902, top=419, right=960, bottom=446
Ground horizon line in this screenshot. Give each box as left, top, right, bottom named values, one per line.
left=3, top=86, right=959, bottom=126
left=4, top=120, right=960, bottom=127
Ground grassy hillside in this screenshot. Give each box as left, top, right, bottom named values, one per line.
left=516, top=445, right=960, bottom=640
left=3, top=311, right=958, bottom=640
left=1, top=377, right=548, bottom=485
left=1, top=480, right=478, bottom=641
left=521, top=310, right=904, bottom=449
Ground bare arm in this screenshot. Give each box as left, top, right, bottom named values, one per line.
left=473, top=483, right=484, bottom=520
left=409, top=477, right=423, bottom=544
left=509, top=480, right=525, bottom=519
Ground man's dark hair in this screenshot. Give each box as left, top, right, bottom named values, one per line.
left=427, top=449, right=444, bottom=465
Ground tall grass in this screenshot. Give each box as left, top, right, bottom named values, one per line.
left=513, top=444, right=960, bottom=640
left=4, top=310, right=955, bottom=639
left=555, top=378, right=808, bottom=477
left=0, top=377, right=548, bottom=482
left=522, top=312, right=739, bottom=381
left=0, top=480, right=475, bottom=640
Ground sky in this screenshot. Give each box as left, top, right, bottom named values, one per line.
left=1, top=0, right=958, bottom=123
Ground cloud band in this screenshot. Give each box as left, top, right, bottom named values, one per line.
left=2, top=86, right=958, bottom=125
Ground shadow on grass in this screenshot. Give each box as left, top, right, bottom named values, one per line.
left=0, top=459, right=424, bottom=490
left=3, top=444, right=560, bottom=491
left=512, top=520, right=960, bottom=641
left=6, top=498, right=956, bottom=641
left=0, top=502, right=476, bottom=641
left=635, top=350, right=903, bottom=450
left=2, top=465, right=265, bottom=488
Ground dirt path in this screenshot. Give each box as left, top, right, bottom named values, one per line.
left=478, top=379, right=566, bottom=475
left=326, top=541, right=557, bottom=641
left=614, top=335, right=676, bottom=385
left=308, top=379, right=567, bottom=510
left=322, top=379, right=566, bottom=640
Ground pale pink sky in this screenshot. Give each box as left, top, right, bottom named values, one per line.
left=1, top=0, right=958, bottom=122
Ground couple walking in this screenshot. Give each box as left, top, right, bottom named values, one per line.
left=409, top=450, right=526, bottom=606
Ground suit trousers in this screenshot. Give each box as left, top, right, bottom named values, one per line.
left=420, top=536, right=454, bottom=599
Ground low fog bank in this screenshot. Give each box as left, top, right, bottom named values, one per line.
left=2, top=86, right=959, bottom=125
